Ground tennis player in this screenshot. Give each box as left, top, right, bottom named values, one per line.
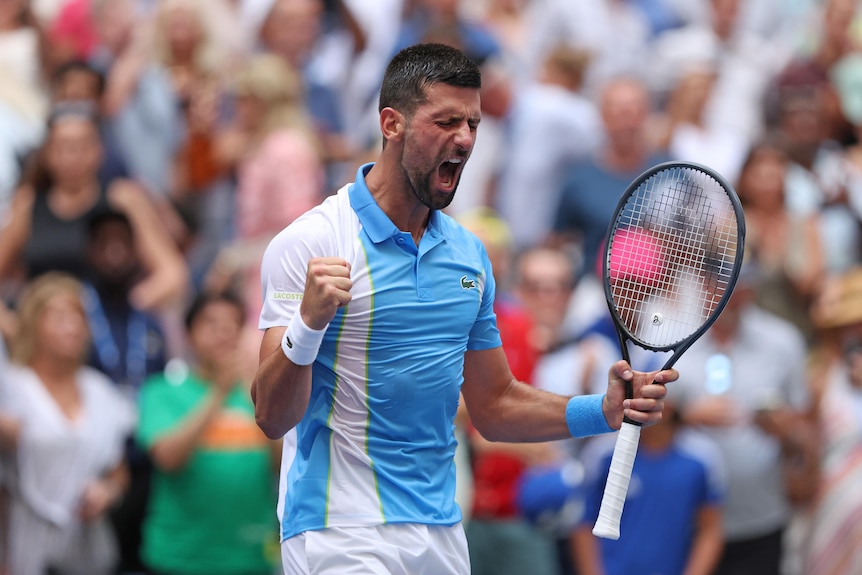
left=251, top=43, right=674, bottom=574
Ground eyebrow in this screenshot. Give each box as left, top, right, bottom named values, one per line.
left=431, top=111, right=482, bottom=125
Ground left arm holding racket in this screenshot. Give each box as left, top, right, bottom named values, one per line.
left=461, top=347, right=673, bottom=443
left=591, top=161, right=746, bottom=540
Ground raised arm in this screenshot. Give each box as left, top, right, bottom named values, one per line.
left=107, top=179, right=189, bottom=310
left=0, top=186, right=35, bottom=281
left=251, top=257, right=351, bottom=438
left=148, top=361, right=240, bottom=472
left=102, top=23, right=153, bottom=118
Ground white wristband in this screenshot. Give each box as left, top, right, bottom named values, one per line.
left=281, top=313, right=327, bottom=366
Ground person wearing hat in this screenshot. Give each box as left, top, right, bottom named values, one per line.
left=799, top=267, right=862, bottom=575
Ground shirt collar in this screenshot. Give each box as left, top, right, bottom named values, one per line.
left=348, top=162, right=444, bottom=244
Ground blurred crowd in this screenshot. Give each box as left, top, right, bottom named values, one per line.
left=0, top=0, right=862, bottom=574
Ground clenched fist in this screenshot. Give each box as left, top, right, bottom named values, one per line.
left=300, top=257, right=352, bottom=330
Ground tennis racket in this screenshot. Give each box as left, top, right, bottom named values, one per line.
left=591, top=161, right=745, bottom=540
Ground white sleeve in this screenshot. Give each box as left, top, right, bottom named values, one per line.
left=258, top=212, right=339, bottom=331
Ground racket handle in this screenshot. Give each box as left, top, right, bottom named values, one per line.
left=592, top=421, right=642, bottom=540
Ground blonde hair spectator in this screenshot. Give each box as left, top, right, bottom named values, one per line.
left=205, top=52, right=324, bottom=369
left=542, top=44, right=591, bottom=93
left=232, top=52, right=315, bottom=141
left=0, top=272, right=135, bottom=575
left=9, top=272, right=88, bottom=365
left=152, top=0, right=223, bottom=79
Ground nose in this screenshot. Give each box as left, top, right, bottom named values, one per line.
left=59, top=314, right=87, bottom=337
left=453, top=121, right=475, bottom=152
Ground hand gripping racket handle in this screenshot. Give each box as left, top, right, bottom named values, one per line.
left=592, top=421, right=642, bottom=540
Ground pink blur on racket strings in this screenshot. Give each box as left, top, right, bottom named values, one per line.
left=606, top=228, right=666, bottom=287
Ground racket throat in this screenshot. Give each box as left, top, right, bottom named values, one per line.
left=622, top=379, right=641, bottom=426
left=618, top=337, right=639, bottom=426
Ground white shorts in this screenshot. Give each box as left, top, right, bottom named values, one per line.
left=280, top=523, right=470, bottom=574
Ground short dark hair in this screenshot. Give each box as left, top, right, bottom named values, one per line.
left=86, top=208, right=131, bottom=239
left=378, top=43, right=481, bottom=116
left=52, top=59, right=106, bottom=98
left=184, top=290, right=246, bottom=331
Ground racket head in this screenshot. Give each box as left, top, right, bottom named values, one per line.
left=602, top=161, right=746, bottom=362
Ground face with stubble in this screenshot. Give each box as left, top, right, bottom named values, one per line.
left=397, top=82, right=480, bottom=210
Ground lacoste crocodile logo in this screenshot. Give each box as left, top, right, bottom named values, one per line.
left=460, top=275, right=476, bottom=290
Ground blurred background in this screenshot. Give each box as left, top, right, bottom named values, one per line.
left=1, top=0, right=862, bottom=574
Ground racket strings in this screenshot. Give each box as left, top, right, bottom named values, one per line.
left=608, top=167, right=740, bottom=348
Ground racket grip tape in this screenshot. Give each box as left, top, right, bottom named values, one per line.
left=592, top=421, right=642, bottom=540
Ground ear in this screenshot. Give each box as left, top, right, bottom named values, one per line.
left=379, top=107, right=405, bottom=143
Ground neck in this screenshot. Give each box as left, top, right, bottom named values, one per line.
left=30, top=353, right=79, bottom=384
left=746, top=204, right=785, bottom=221
left=786, top=142, right=820, bottom=170
left=710, top=322, right=738, bottom=347
left=714, top=24, right=733, bottom=43
left=53, top=179, right=98, bottom=196
left=0, top=9, right=22, bottom=32
left=280, top=49, right=305, bottom=70
left=603, top=142, right=645, bottom=173
left=194, top=361, right=221, bottom=385
left=430, top=10, right=458, bottom=25
left=92, top=276, right=135, bottom=300
left=365, top=162, right=431, bottom=243
left=171, top=50, right=196, bottom=68
left=49, top=181, right=100, bottom=219
left=640, top=423, right=674, bottom=452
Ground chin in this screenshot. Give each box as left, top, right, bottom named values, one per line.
left=53, top=351, right=86, bottom=366
left=427, top=196, right=454, bottom=211
left=435, top=187, right=458, bottom=209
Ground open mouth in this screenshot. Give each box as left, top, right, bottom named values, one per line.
left=438, top=158, right=463, bottom=192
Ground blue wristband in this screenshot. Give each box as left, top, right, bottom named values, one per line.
left=566, top=394, right=614, bottom=438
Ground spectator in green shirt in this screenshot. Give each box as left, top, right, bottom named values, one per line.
left=137, top=290, right=280, bottom=575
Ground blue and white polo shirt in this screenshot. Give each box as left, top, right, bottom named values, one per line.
left=259, top=163, right=502, bottom=541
